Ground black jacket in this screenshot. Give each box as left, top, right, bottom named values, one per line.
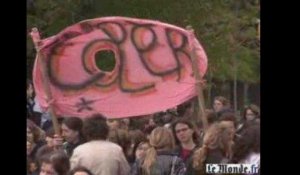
left=173, top=145, right=200, bottom=175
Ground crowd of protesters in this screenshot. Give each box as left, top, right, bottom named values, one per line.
left=27, top=79, right=260, bottom=175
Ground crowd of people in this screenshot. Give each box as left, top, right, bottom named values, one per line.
left=27, top=80, right=260, bottom=175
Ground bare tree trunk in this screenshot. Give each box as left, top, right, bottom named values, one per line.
left=233, top=59, right=238, bottom=113
left=244, top=82, right=249, bottom=106
left=207, top=70, right=212, bottom=107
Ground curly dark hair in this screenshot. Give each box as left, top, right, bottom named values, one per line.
left=62, top=117, right=84, bottom=140
left=40, top=151, right=70, bottom=175
left=242, top=104, right=260, bottom=121
left=63, top=117, right=83, bottom=132
left=218, top=111, right=237, bottom=128
left=83, top=114, right=109, bottom=141
left=27, top=119, right=43, bottom=143
left=232, top=123, right=260, bottom=163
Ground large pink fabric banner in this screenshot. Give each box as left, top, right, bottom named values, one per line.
left=31, top=16, right=208, bottom=118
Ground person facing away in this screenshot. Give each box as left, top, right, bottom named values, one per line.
left=192, top=121, right=235, bottom=175
left=232, top=123, right=260, bottom=175
left=131, top=127, right=186, bottom=175
left=27, top=119, right=46, bottom=161
left=70, top=114, right=130, bottom=175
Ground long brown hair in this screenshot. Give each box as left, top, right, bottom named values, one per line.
left=171, top=118, right=200, bottom=145
left=142, top=127, right=175, bottom=174
left=242, top=104, right=260, bottom=121
left=193, top=122, right=234, bottom=170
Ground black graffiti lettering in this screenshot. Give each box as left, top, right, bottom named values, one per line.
left=45, top=20, right=192, bottom=93
left=81, top=22, right=155, bottom=92
left=165, top=28, right=191, bottom=81
left=166, top=28, right=190, bottom=59
left=82, top=39, right=119, bottom=87
left=131, top=24, right=180, bottom=77
left=131, top=24, right=156, bottom=51
left=48, top=47, right=106, bottom=90
left=62, top=31, right=82, bottom=40
left=117, top=49, right=155, bottom=93
left=96, top=22, right=127, bottom=44
left=96, top=23, right=154, bottom=92
left=47, top=38, right=106, bottom=90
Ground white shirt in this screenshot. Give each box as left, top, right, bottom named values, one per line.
left=70, top=140, right=130, bottom=175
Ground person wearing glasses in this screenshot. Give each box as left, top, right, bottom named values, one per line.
left=171, top=118, right=200, bottom=174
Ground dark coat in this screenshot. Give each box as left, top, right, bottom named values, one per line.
left=173, top=145, right=200, bottom=175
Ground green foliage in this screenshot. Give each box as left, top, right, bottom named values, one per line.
left=95, top=51, right=116, bottom=72
left=27, top=0, right=260, bottom=83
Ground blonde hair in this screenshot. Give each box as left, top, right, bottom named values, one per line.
left=193, top=122, right=234, bottom=170
left=142, top=127, right=175, bottom=174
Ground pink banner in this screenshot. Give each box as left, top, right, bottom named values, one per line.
left=31, top=16, right=208, bottom=118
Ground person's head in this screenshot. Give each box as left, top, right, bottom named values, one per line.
left=153, top=112, right=165, bottom=126
left=68, top=166, right=94, bottom=175
left=27, top=79, right=34, bottom=99
left=135, top=141, right=150, bottom=160
left=233, top=123, right=260, bottom=163
left=171, top=118, right=199, bottom=146
left=120, top=118, right=130, bottom=130
left=27, top=119, right=43, bottom=143
left=39, top=151, right=70, bottom=175
left=27, top=140, right=33, bottom=156
left=147, top=117, right=156, bottom=126
left=161, top=111, right=176, bottom=124
left=218, top=112, right=237, bottom=129
left=127, top=129, right=147, bottom=163
left=193, top=122, right=235, bottom=170
left=83, top=114, right=109, bottom=141
left=206, top=109, right=218, bottom=126
left=108, top=129, right=131, bottom=157
left=128, top=129, right=146, bottom=146
left=45, top=127, right=55, bottom=147
left=177, top=97, right=197, bottom=117
left=218, top=120, right=236, bottom=146
left=143, top=124, right=156, bottom=140
left=243, top=104, right=260, bottom=122
left=213, top=96, right=230, bottom=113
left=142, top=127, right=175, bottom=174
left=62, top=117, right=83, bottom=144
left=149, top=126, right=175, bottom=150
left=106, top=119, right=121, bottom=130
left=27, top=157, right=38, bottom=174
